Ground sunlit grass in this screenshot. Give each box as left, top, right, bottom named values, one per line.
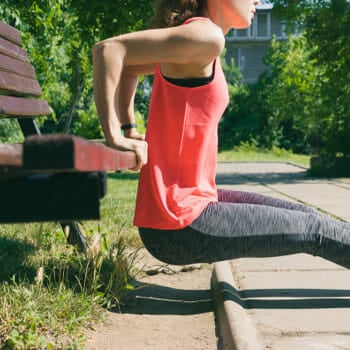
left=218, top=142, right=311, bottom=168
left=0, top=172, right=141, bottom=349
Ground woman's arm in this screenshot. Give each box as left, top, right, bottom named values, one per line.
left=93, top=53, right=154, bottom=170
left=92, top=19, right=224, bottom=169
left=118, top=67, right=151, bottom=141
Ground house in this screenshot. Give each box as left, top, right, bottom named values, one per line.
left=225, top=0, right=287, bottom=84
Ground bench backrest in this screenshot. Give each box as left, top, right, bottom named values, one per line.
left=0, top=21, right=51, bottom=119
left=0, top=20, right=136, bottom=172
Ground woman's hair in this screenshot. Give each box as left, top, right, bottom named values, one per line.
left=150, top=0, right=207, bottom=28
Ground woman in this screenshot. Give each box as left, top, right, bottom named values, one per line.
left=93, top=0, right=350, bottom=268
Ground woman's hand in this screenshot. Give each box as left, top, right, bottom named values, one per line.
left=106, top=135, right=148, bottom=171
left=132, top=139, right=148, bottom=171
left=123, top=128, right=145, bottom=141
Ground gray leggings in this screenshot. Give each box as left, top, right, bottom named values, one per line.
left=139, top=189, right=350, bottom=268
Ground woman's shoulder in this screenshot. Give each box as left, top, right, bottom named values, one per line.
left=183, top=16, right=212, bottom=25
left=95, top=16, right=224, bottom=68
left=183, top=16, right=222, bottom=32
left=180, top=17, right=225, bottom=56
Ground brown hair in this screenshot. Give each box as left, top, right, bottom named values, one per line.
left=150, top=0, right=207, bottom=28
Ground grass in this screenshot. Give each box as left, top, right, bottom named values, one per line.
left=218, top=142, right=311, bottom=168
left=0, top=281, right=99, bottom=349
left=0, top=145, right=309, bottom=349
left=98, top=171, right=141, bottom=247
left=0, top=172, right=141, bottom=349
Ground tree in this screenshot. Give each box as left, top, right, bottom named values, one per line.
left=273, top=0, right=350, bottom=158
left=0, top=0, right=153, bottom=139
left=69, top=0, right=152, bottom=45
left=259, top=35, right=324, bottom=153
left=218, top=34, right=324, bottom=154
left=218, top=57, right=260, bottom=151
left=306, top=0, right=350, bottom=157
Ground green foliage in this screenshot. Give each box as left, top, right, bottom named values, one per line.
left=134, top=76, right=152, bottom=127
left=272, top=0, right=329, bottom=24
left=218, top=57, right=256, bottom=150
left=306, top=0, right=350, bottom=157
left=0, top=0, right=153, bottom=142
left=73, top=101, right=104, bottom=139
left=271, top=0, right=350, bottom=166
left=0, top=119, right=23, bottom=143
left=219, top=34, right=326, bottom=155
left=259, top=35, right=325, bottom=153
left=69, top=0, right=153, bottom=43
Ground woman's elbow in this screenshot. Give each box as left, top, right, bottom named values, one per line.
left=92, top=40, right=108, bottom=63
left=92, top=39, right=123, bottom=62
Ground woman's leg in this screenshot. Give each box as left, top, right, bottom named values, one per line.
left=218, top=188, right=322, bottom=214
left=139, top=200, right=350, bottom=268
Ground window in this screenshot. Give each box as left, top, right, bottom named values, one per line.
left=236, top=25, right=254, bottom=37
left=257, top=13, right=269, bottom=38
left=227, top=12, right=272, bottom=40
left=236, top=28, right=249, bottom=38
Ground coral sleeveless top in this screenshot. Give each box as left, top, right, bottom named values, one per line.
left=133, top=18, right=229, bottom=229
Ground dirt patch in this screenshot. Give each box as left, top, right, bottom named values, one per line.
left=84, top=249, right=218, bottom=350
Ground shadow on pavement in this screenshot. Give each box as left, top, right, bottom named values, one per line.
left=118, top=281, right=214, bottom=315
left=220, top=281, right=350, bottom=309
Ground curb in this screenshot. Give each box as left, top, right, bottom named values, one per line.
left=211, top=261, right=262, bottom=350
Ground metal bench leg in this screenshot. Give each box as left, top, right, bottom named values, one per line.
left=17, top=118, right=88, bottom=251
left=17, top=117, right=41, bottom=136
left=61, top=222, right=88, bottom=252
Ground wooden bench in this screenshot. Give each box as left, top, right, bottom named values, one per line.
left=0, top=20, right=136, bottom=250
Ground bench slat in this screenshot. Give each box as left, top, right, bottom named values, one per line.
left=0, top=36, right=28, bottom=63
left=0, top=96, right=51, bottom=117
left=0, top=172, right=105, bottom=222
left=0, top=70, right=42, bottom=97
left=0, top=143, right=23, bottom=179
left=0, top=143, right=22, bottom=166
left=0, top=53, right=36, bottom=79
left=0, top=21, right=22, bottom=46
left=23, top=134, right=137, bottom=172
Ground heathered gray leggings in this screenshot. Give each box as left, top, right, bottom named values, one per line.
left=139, top=189, right=350, bottom=268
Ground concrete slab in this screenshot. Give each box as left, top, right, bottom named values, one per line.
left=231, top=254, right=342, bottom=272
left=217, top=162, right=350, bottom=220
left=262, top=335, right=350, bottom=350
left=213, top=162, right=350, bottom=350
left=230, top=256, right=350, bottom=349
left=268, top=183, right=350, bottom=220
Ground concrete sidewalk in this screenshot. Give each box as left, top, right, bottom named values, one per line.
left=213, top=162, right=350, bottom=350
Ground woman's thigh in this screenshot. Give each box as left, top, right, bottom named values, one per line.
left=217, top=188, right=318, bottom=213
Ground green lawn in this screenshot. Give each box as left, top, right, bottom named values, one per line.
left=218, top=143, right=310, bottom=168
left=0, top=173, right=140, bottom=349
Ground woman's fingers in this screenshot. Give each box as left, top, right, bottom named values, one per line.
left=105, top=135, right=148, bottom=171
left=131, top=140, right=148, bottom=171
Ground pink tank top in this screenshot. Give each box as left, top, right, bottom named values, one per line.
left=133, top=18, right=229, bottom=229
